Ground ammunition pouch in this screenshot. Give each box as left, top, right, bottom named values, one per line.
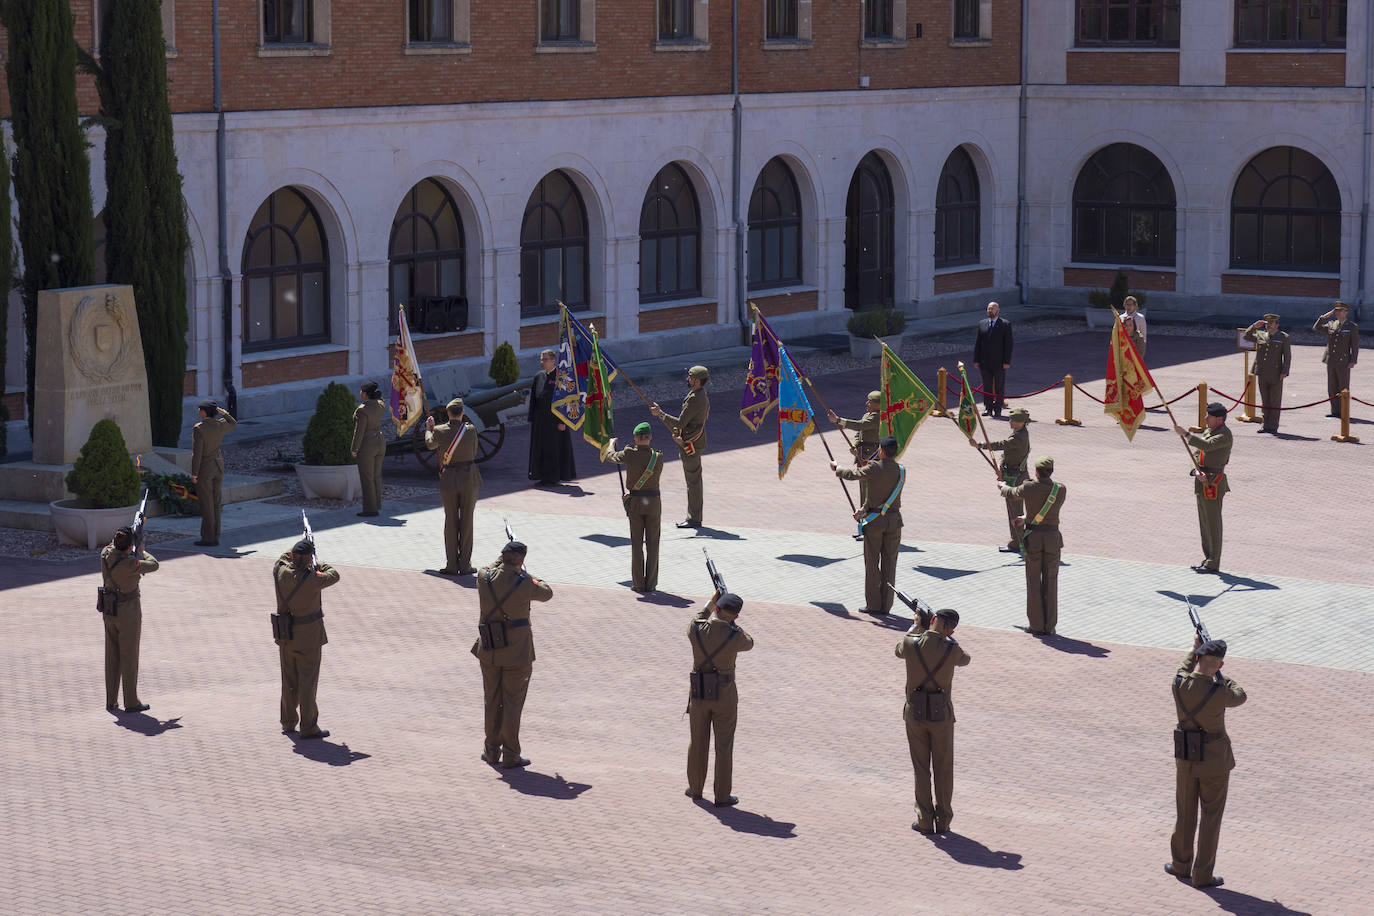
left=1173, top=728, right=1206, bottom=762
left=909, top=689, right=949, bottom=723
left=97, top=587, right=118, bottom=616
left=478, top=620, right=508, bottom=651
left=271, top=612, right=293, bottom=642
left=690, top=669, right=722, bottom=701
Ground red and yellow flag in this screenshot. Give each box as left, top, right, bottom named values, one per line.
left=1104, top=308, right=1156, bottom=441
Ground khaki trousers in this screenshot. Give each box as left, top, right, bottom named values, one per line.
left=862, top=513, right=902, bottom=612
left=480, top=662, right=532, bottom=763
left=199, top=468, right=223, bottom=541
left=279, top=643, right=323, bottom=735
left=627, top=493, right=661, bottom=591
left=1194, top=482, right=1224, bottom=571
left=1326, top=361, right=1351, bottom=413
left=103, top=605, right=142, bottom=709
left=679, top=447, right=704, bottom=524
left=1022, top=530, right=1061, bottom=634
left=356, top=439, right=385, bottom=513
left=1256, top=376, right=1284, bottom=432
left=687, top=684, right=738, bottom=802
left=441, top=485, right=478, bottom=570
left=905, top=712, right=955, bottom=828
left=1003, top=491, right=1024, bottom=549
left=1171, top=755, right=1231, bottom=886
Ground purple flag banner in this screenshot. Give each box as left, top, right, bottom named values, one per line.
left=739, top=307, right=781, bottom=431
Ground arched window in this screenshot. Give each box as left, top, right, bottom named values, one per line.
left=640, top=163, right=701, bottom=303
left=1073, top=143, right=1176, bottom=265
left=242, top=187, right=329, bottom=350
left=844, top=152, right=894, bottom=309
left=1231, top=147, right=1340, bottom=272
left=935, top=148, right=981, bottom=268
left=748, top=157, right=802, bottom=290
left=521, top=170, right=588, bottom=317
left=389, top=178, right=466, bottom=335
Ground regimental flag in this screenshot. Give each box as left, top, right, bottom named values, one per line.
left=582, top=327, right=614, bottom=459
left=878, top=343, right=936, bottom=458
left=553, top=305, right=621, bottom=431
left=955, top=363, right=979, bottom=439
left=1104, top=306, right=1157, bottom=441
left=390, top=303, right=426, bottom=436
left=740, top=306, right=781, bottom=431
left=777, top=346, right=816, bottom=479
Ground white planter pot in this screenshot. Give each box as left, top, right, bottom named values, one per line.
left=49, top=500, right=138, bottom=550
left=294, top=463, right=361, bottom=501
left=849, top=333, right=904, bottom=359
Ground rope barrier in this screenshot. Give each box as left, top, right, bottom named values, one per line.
left=1208, top=388, right=1339, bottom=411
left=965, top=379, right=1065, bottom=399
left=1071, top=382, right=1108, bottom=405
left=1352, top=394, right=1373, bottom=408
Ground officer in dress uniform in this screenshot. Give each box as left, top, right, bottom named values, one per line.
left=686, top=590, right=754, bottom=808
left=472, top=541, right=553, bottom=769
left=897, top=608, right=970, bottom=835
left=828, top=390, right=881, bottom=525
left=975, top=405, right=1031, bottom=552
left=831, top=435, right=904, bottom=615
left=1243, top=315, right=1291, bottom=434
left=605, top=422, right=663, bottom=592
left=100, top=525, right=159, bottom=712
left=1000, top=456, right=1066, bottom=636
left=1167, top=637, right=1246, bottom=889
left=425, top=398, right=482, bottom=575
left=351, top=380, right=386, bottom=516
left=1174, top=403, right=1232, bottom=574
left=1312, top=301, right=1360, bottom=416
left=273, top=539, right=340, bottom=739
left=191, top=400, right=237, bottom=547
left=652, top=365, right=710, bottom=529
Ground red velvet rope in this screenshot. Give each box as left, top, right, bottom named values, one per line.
left=1209, top=387, right=1342, bottom=411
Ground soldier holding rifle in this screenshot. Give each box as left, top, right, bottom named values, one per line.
left=686, top=585, right=754, bottom=808
left=895, top=604, right=970, bottom=835
left=99, top=492, right=157, bottom=713
left=272, top=526, right=340, bottom=740
left=426, top=398, right=482, bottom=575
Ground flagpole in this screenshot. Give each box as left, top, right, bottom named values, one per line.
left=1109, top=307, right=1203, bottom=475
left=957, top=361, right=1002, bottom=475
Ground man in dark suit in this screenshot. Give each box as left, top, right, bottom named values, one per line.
left=973, top=301, right=1013, bottom=418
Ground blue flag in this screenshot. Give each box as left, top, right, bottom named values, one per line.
left=777, top=346, right=815, bottom=480
left=553, top=305, right=620, bottom=430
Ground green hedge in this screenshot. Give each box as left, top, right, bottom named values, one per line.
left=302, top=381, right=357, bottom=466
left=65, top=419, right=141, bottom=509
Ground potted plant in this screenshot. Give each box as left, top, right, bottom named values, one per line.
left=1085, top=270, right=1146, bottom=328
left=51, top=419, right=143, bottom=549
left=295, top=381, right=362, bottom=500
left=846, top=308, right=907, bottom=358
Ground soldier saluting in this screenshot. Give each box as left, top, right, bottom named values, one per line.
left=686, top=590, right=754, bottom=807
left=898, top=607, right=970, bottom=835
left=273, top=538, right=340, bottom=739
left=1243, top=314, right=1291, bottom=434
left=605, top=422, right=663, bottom=593
left=100, top=525, right=159, bottom=713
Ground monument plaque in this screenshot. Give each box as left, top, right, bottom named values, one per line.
left=33, top=285, right=153, bottom=465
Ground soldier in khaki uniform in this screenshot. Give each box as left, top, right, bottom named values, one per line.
left=351, top=380, right=386, bottom=516
left=1243, top=315, right=1291, bottom=434
left=472, top=541, right=554, bottom=768
left=832, top=435, right=904, bottom=615
left=1000, top=456, right=1066, bottom=636
left=686, top=590, right=754, bottom=807
left=1174, top=403, right=1232, bottom=574
left=191, top=400, right=237, bottom=546
left=1313, top=301, right=1360, bottom=416
left=606, top=422, right=663, bottom=592
left=100, top=525, right=159, bottom=712
left=273, top=539, right=340, bottom=739
left=1167, top=637, right=1246, bottom=889
left=975, top=405, right=1031, bottom=552
left=652, top=365, right=710, bottom=528
left=828, top=390, right=881, bottom=508
left=897, top=607, right=970, bottom=834
left=425, top=398, right=482, bottom=575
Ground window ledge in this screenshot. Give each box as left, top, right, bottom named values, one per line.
left=861, top=37, right=907, bottom=49
left=747, top=283, right=815, bottom=296
left=640, top=295, right=713, bottom=311
left=1222, top=268, right=1338, bottom=277
left=1228, top=46, right=1345, bottom=53
left=165, top=47, right=179, bottom=59
left=242, top=341, right=345, bottom=362
left=1065, top=262, right=1176, bottom=271
left=519, top=309, right=600, bottom=327
left=534, top=41, right=597, bottom=54
left=761, top=39, right=812, bottom=51
left=404, top=42, right=472, bottom=56
left=949, top=37, right=992, bottom=48
left=257, top=44, right=333, bottom=58
left=392, top=327, right=483, bottom=342
left=933, top=263, right=993, bottom=276
left=1071, top=45, right=1179, bottom=51
left=654, top=39, right=711, bottom=52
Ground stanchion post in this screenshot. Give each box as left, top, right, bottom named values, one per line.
left=932, top=367, right=949, bottom=417
left=1056, top=374, right=1082, bottom=426
left=1333, top=389, right=1360, bottom=443
left=1189, top=382, right=1207, bottom=431
left=1237, top=352, right=1260, bottom=423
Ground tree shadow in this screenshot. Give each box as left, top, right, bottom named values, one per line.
left=113, top=712, right=183, bottom=736
left=583, top=533, right=631, bottom=548
left=289, top=735, right=371, bottom=766
left=499, top=768, right=592, bottom=799
left=1201, top=887, right=1312, bottom=915
left=776, top=553, right=846, bottom=568
left=687, top=526, right=744, bottom=541
left=927, top=831, right=1024, bottom=869
left=1037, top=633, right=1111, bottom=658
left=695, top=800, right=797, bottom=837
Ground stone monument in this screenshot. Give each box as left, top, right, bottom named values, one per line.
left=32, top=285, right=153, bottom=465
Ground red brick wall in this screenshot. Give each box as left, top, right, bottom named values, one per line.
left=638, top=302, right=717, bottom=334
left=2, top=391, right=24, bottom=421
left=395, top=332, right=485, bottom=365
left=1066, top=51, right=1179, bottom=86
left=1226, top=52, right=1345, bottom=88
left=241, top=349, right=348, bottom=387
left=519, top=314, right=607, bottom=350
left=933, top=267, right=994, bottom=294
left=1221, top=274, right=1340, bottom=297
left=1063, top=267, right=1176, bottom=292
left=750, top=290, right=817, bottom=316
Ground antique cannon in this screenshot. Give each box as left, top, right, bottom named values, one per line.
left=394, top=379, right=531, bottom=470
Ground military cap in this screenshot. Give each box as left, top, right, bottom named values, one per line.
left=880, top=435, right=899, bottom=451
left=502, top=541, right=528, bottom=555
left=687, top=365, right=710, bottom=381
left=1263, top=313, right=1280, bottom=321
left=634, top=421, right=652, bottom=435
left=867, top=390, right=883, bottom=403
left=198, top=400, right=218, bottom=413
left=1333, top=301, right=1349, bottom=310
left=1034, top=456, right=1054, bottom=473
left=716, top=592, right=743, bottom=614
left=1198, top=638, right=1227, bottom=658
left=934, top=608, right=960, bottom=625
left=446, top=397, right=465, bottom=413
left=292, top=539, right=315, bottom=555
left=1008, top=406, right=1031, bottom=422
left=1206, top=402, right=1227, bottom=417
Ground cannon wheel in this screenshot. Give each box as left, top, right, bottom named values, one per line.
left=410, top=412, right=505, bottom=468
left=410, top=406, right=447, bottom=473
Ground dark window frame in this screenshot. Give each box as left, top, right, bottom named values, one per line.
left=521, top=170, right=590, bottom=318
left=658, top=0, right=694, bottom=40
left=1230, top=146, right=1341, bottom=273
left=409, top=0, right=454, bottom=43
left=1235, top=0, right=1346, bottom=48
left=1072, top=143, right=1177, bottom=267
left=263, top=0, right=313, bottom=44
left=242, top=187, right=330, bottom=352
left=953, top=0, right=979, bottom=39
left=540, top=0, right=581, bottom=42
left=748, top=157, right=803, bottom=291
left=864, top=0, right=894, bottom=39
left=1075, top=0, right=1180, bottom=47
left=935, top=147, right=982, bottom=269
left=640, top=163, right=702, bottom=304
left=389, top=178, right=466, bottom=336
left=766, top=0, right=798, bottom=39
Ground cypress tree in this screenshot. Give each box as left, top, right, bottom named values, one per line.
left=0, top=138, right=12, bottom=456
left=0, top=0, right=96, bottom=437
left=89, top=0, right=190, bottom=447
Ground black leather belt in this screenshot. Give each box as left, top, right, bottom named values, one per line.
left=1027, top=524, right=1058, bottom=532
left=507, top=619, right=530, bottom=629
left=629, top=490, right=659, bottom=496
left=292, top=611, right=324, bottom=624
left=116, top=590, right=140, bottom=599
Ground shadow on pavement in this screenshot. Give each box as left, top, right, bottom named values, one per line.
left=630, top=590, right=694, bottom=608
left=927, top=831, right=1023, bottom=869
left=583, top=533, right=631, bottom=548
left=1037, top=633, right=1110, bottom=658
left=113, top=713, right=183, bottom=736
left=698, top=801, right=797, bottom=838
left=687, top=526, right=743, bottom=541
left=289, top=736, right=371, bottom=766
left=1216, top=572, right=1279, bottom=591
left=500, top=769, right=591, bottom=800
left=812, top=601, right=854, bottom=620
left=1270, top=432, right=1320, bottom=442
left=776, top=553, right=846, bottom=568
left=898, top=544, right=925, bottom=553
left=914, top=566, right=980, bottom=581
left=1201, top=887, right=1312, bottom=916
left=359, top=517, right=407, bottom=528
left=1159, top=589, right=1215, bottom=608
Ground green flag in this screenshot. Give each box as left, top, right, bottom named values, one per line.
left=878, top=343, right=936, bottom=458
left=582, top=327, right=613, bottom=459
left=955, top=362, right=978, bottom=439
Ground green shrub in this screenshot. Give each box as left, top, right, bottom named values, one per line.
left=489, top=341, right=519, bottom=386
left=1088, top=270, right=1147, bottom=310
left=65, top=419, right=141, bottom=508
left=302, top=381, right=356, bottom=466
left=846, top=308, right=907, bottom=338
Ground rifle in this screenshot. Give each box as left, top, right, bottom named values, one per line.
left=504, top=517, right=517, bottom=545
left=301, top=510, right=317, bottom=569
left=886, top=583, right=933, bottom=629
left=703, top=547, right=727, bottom=595
left=131, top=488, right=149, bottom=551
left=1186, top=596, right=1211, bottom=643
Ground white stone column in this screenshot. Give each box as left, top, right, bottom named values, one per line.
left=491, top=245, right=523, bottom=351
left=819, top=215, right=847, bottom=311
left=356, top=258, right=391, bottom=377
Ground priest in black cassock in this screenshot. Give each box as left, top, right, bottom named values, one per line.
left=527, top=348, right=578, bottom=486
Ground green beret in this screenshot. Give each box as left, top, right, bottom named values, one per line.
left=633, top=422, right=652, bottom=436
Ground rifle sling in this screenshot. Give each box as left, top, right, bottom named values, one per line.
left=628, top=450, right=661, bottom=492
left=913, top=639, right=956, bottom=694
left=1172, top=675, right=1222, bottom=732
left=692, top=621, right=737, bottom=673
left=274, top=569, right=314, bottom=614
left=480, top=569, right=526, bottom=623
